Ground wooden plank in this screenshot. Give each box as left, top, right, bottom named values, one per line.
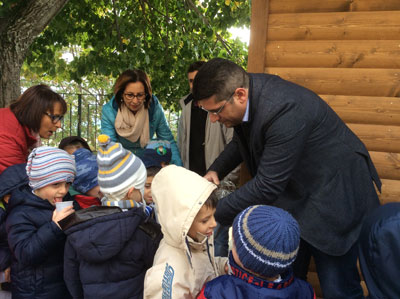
left=370, top=151, right=400, bottom=181
left=320, top=95, right=400, bottom=126
left=265, top=40, right=400, bottom=68
left=265, top=67, right=400, bottom=97
left=247, top=0, right=269, bottom=73
left=379, top=179, right=400, bottom=204
left=350, top=0, right=400, bottom=12
left=348, top=124, right=400, bottom=153
left=269, top=0, right=400, bottom=14
left=268, top=11, right=400, bottom=41
left=270, top=0, right=352, bottom=14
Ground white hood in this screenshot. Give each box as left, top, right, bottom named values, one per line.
left=151, top=165, right=217, bottom=250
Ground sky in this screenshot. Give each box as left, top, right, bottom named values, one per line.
left=228, top=26, right=250, bottom=45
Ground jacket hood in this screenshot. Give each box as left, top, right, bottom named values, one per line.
left=151, top=165, right=217, bottom=250
left=0, top=163, right=28, bottom=198
left=64, top=208, right=145, bottom=263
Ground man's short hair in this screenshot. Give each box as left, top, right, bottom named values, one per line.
left=192, top=58, right=249, bottom=103
left=187, top=61, right=206, bottom=74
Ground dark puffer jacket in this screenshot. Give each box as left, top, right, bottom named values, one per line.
left=359, top=202, right=400, bottom=299
left=5, top=185, right=71, bottom=299
left=197, top=253, right=315, bottom=299
left=63, top=206, right=162, bottom=299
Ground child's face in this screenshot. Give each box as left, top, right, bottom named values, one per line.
left=144, top=176, right=154, bottom=205
left=34, top=182, right=71, bottom=206
left=188, top=205, right=217, bottom=242
left=86, top=185, right=103, bottom=198
left=124, top=187, right=142, bottom=203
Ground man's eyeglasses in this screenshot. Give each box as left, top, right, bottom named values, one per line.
left=123, top=92, right=146, bottom=102
left=44, top=112, right=64, bottom=123
left=200, top=91, right=235, bottom=115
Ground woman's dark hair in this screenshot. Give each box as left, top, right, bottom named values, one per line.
left=113, top=69, right=152, bottom=110
left=204, top=190, right=218, bottom=209
left=9, top=84, right=67, bottom=133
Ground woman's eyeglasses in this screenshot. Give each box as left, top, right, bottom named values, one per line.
left=44, top=112, right=64, bottom=123
left=123, top=92, right=146, bottom=102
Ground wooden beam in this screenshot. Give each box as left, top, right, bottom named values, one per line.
left=265, top=40, right=400, bottom=68
left=247, top=0, right=269, bottom=72
left=379, top=179, right=400, bottom=204
left=269, top=0, right=400, bottom=14
left=370, top=151, right=400, bottom=181
left=268, top=11, right=400, bottom=41
left=348, top=124, right=400, bottom=153
left=320, top=95, right=400, bottom=126
left=265, top=67, right=400, bottom=97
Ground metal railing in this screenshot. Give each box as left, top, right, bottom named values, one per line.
left=45, top=93, right=179, bottom=151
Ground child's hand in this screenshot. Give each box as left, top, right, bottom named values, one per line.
left=4, top=267, right=10, bottom=282
left=224, top=261, right=229, bottom=274
left=52, top=206, right=75, bottom=228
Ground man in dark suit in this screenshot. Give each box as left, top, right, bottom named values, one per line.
left=192, top=58, right=381, bottom=299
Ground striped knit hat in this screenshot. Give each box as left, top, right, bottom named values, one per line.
left=233, top=205, right=300, bottom=278
left=97, top=134, right=146, bottom=201
left=26, top=146, right=76, bottom=190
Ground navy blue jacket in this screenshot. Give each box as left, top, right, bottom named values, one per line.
left=359, top=203, right=400, bottom=299
left=6, top=185, right=71, bottom=299
left=198, top=255, right=315, bottom=299
left=63, top=206, right=162, bottom=299
left=0, top=163, right=29, bottom=272
left=211, top=73, right=381, bottom=256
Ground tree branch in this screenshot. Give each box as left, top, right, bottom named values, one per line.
left=185, top=0, right=233, bottom=56
left=111, top=0, right=124, bottom=52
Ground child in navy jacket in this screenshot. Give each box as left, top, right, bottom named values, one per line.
left=0, top=163, right=29, bottom=293
left=197, top=205, right=315, bottom=299
left=6, top=147, right=76, bottom=299
left=62, top=135, right=161, bottom=299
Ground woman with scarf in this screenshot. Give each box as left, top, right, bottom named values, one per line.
left=101, top=69, right=182, bottom=165
left=0, top=84, right=67, bottom=174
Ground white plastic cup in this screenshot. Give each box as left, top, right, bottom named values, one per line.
left=55, top=201, right=73, bottom=212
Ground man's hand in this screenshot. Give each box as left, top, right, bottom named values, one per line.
left=204, top=171, right=220, bottom=185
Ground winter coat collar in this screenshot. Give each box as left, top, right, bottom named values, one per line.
left=228, top=252, right=294, bottom=289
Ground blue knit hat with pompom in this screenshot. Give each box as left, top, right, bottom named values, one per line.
left=233, top=205, right=300, bottom=278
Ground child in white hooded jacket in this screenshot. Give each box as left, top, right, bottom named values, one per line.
left=144, top=165, right=227, bottom=298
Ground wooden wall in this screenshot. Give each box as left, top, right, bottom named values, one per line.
left=247, top=0, right=400, bottom=297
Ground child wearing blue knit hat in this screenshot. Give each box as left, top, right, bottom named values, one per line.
left=141, top=140, right=172, bottom=168
left=6, top=146, right=76, bottom=298
left=71, top=148, right=102, bottom=208
left=197, top=205, right=315, bottom=299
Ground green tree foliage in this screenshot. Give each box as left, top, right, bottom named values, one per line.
left=25, top=0, right=250, bottom=110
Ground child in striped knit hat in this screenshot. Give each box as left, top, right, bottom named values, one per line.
left=197, top=205, right=315, bottom=299
left=6, top=146, right=76, bottom=298
left=62, top=135, right=161, bottom=299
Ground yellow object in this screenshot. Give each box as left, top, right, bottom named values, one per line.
left=98, top=134, right=110, bottom=144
